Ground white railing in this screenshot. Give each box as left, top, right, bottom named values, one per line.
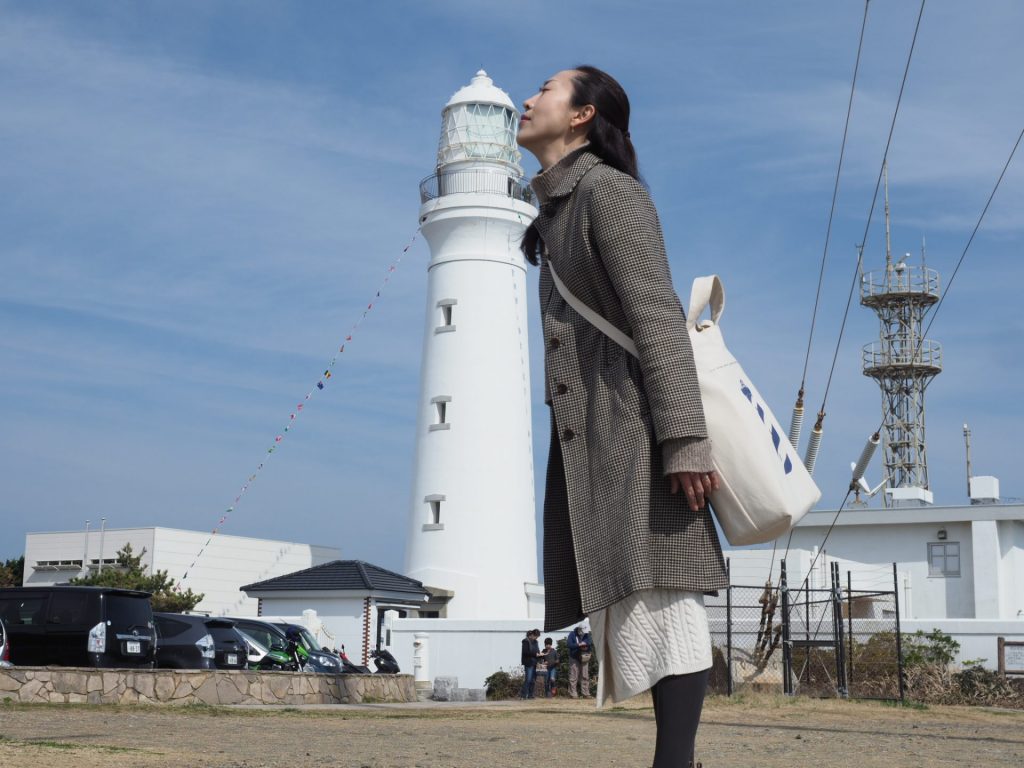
left=861, top=265, right=941, bottom=300
left=862, top=339, right=943, bottom=372
left=419, top=168, right=534, bottom=204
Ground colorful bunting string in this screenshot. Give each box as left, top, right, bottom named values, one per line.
left=177, top=229, right=421, bottom=588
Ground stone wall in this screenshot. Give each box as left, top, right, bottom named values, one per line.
left=0, top=667, right=415, bottom=706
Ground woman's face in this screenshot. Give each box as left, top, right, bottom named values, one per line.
left=517, top=70, right=580, bottom=154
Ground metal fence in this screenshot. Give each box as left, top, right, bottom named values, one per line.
left=708, top=560, right=904, bottom=701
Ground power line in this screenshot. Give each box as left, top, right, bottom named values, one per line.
left=799, top=0, right=871, bottom=391
left=775, top=0, right=928, bottom=582
left=771, top=0, right=872, bottom=583
left=786, top=118, right=1024, bottom=606
left=817, top=0, right=928, bottom=414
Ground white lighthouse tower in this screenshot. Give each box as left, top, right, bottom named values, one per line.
left=404, top=71, right=538, bottom=620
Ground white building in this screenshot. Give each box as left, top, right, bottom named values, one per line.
left=404, top=70, right=540, bottom=620
left=241, top=560, right=429, bottom=667
left=23, top=527, right=340, bottom=616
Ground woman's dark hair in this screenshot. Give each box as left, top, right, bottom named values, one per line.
left=521, top=65, right=640, bottom=265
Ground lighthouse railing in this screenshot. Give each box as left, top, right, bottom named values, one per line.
left=419, top=168, right=534, bottom=204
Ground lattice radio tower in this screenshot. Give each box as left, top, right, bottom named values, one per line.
left=860, top=164, right=942, bottom=506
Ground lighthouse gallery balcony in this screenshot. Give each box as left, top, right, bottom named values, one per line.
left=419, top=167, right=534, bottom=205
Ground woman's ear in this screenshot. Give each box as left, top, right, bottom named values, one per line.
left=572, top=104, right=596, bottom=131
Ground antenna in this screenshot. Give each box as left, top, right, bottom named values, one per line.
left=963, top=422, right=972, bottom=498
left=860, top=169, right=941, bottom=506
left=884, top=160, right=892, bottom=269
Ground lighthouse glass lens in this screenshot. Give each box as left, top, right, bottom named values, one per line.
left=439, top=104, right=519, bottom=165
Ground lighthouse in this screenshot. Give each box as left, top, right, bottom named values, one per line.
left=404, top=71, right=539, bottom=620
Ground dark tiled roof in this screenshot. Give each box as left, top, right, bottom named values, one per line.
left=240, top=560, right=426, bottom=596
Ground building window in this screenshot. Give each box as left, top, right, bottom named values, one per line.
left=435, top=299, right=457, bottom=333
left=423, top=494, right=445, bottom=531
left=928, top=542, right=960, bottom=577
left=429, top=395, right=452, bottom=431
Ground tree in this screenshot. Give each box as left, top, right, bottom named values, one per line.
left=72, top=543, right=204, bottom=612
left=0, top=556, right=24, bottom=587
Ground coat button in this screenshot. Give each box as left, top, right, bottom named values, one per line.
left=562, top=429, right=575, bottom=441
left=556, top=383, right=568, bottom=395
left=549, top=337, right=561, bottom=349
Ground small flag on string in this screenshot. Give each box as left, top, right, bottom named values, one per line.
left=275, top=435, right=283, bottom=442
left=324, top=370, right=332, bottom=379
left=317, top=381, right=324, bottom=390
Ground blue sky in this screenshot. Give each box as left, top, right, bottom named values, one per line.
left=2, top=1, right=1022, bottom=579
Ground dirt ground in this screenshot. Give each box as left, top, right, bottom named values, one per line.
left=1, top=694, right=1022, bottom=768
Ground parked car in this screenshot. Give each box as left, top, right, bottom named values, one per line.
left=0, top=586, right=155, bottom=668
left=226, top=617, right=342, bottom=673
left=0, top=616, right=11, bottom=668
left=154, top=613, right=248, bottom=670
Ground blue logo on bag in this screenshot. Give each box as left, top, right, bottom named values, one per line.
left=740, top=380, right=794, bottom=475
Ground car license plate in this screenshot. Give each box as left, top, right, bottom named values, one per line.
left=126, top=641, right=141, bottom=654
left=226, top=654, right=238, bottom=666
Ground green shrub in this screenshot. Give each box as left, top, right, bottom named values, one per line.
left=484, top=669, right=523, bottom=700
left=903, top=629, right=959, bottom=667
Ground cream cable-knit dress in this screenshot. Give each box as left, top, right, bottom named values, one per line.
left=589, top=589, right=712, bottom=707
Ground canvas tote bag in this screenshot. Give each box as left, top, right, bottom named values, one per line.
left=548, top=265, right=820, bottom=545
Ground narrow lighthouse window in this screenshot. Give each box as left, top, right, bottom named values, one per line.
left=428, top=397, right=452, bottom=434
left=423, top=494, right=445, bottom=530
left=429, top=396, right=452, bottom=431
left=436, top=298, right=457, bottom=333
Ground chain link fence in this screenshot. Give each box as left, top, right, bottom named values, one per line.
left=707, top=560, right=903, bottom=701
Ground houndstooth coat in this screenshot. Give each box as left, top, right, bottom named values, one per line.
left=532, top=149, right=729, bottom=632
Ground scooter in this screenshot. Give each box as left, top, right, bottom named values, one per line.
left=338, top=644, right=372, bottom=674
left=371, top=648, right=400, bottom=673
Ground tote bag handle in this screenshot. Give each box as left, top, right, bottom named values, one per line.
left=686, top=275, right=725, bottom=331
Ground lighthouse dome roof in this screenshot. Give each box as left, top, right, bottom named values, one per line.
left=445, top=70, right=516, bottom=110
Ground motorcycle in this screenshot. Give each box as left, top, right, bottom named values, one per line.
left=371, top=648, right=400, bottom=674
left=255, top=638, right=313, bottom=672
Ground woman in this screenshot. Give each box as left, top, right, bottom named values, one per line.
left=519, top=628, right=541, bottom=699
left=517, top=66, right=729, bottom=767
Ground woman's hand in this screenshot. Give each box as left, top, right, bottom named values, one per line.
left=669, top=470, right=720, bottom=511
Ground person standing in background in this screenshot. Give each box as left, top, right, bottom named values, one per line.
left=519, top=629, right=542, bottom=699
left=541, top=636, right=559, bottom=697
left=566, top=625, right=592, bottom=698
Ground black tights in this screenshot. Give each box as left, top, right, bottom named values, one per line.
left=650, top=668, right=709, bottom=768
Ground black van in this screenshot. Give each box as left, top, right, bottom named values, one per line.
left=0, top=586, right=156, bottom=668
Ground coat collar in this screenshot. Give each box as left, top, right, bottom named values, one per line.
left=530, top=147, right=602, bottom=204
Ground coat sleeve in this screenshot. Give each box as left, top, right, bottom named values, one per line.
left=586, top=171, right=711, bottom=459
